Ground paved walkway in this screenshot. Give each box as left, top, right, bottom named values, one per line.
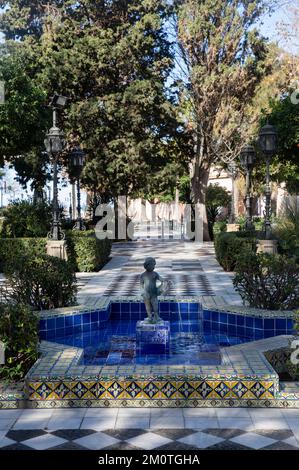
left=77, top=240, right=242, bottom=306
left=0, top=408, right=299, bottom=450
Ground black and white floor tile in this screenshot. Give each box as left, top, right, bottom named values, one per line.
left=1, top=428, right=299, bottom=451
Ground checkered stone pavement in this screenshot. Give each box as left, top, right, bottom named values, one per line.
left=1, top=428, right=299, bottom=450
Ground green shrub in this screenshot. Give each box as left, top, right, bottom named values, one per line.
left=0, top=303, right=39, bottom=380
left=66, top=230, right=112, bottom=272
left=206, top=184, right=230, bottom=240
left=1, top=200, right=52, bottom=238
left=273, top=209, right=299, bottom=262
left=233, top=252, right=299, bottom=310
left=4, top=254, right=77, bottom=310
left=0, top=237, right=46, bottom=272
left=214, top=231, right=256, bottom=271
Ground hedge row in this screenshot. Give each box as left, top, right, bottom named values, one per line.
left=214, top=231, right=256, bottom=272
left=66, top=231, right=112, bottom=272
left=0, top=231, right=112, bottom=273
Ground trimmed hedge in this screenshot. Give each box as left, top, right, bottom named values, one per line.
left=0, top=238, right=46, bottom=272
left=214, top=231, right=256, bottom=272
left=0, top=232, right=112, bottom=273
left=66, top=231, right=112, bottom=272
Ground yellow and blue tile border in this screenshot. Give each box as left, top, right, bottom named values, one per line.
left=1, top=296, right=299, bottom=409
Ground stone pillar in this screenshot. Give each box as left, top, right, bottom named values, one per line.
left=256, top=239, right=278, bottom=255
left=46, top=240, right=68, bottom=261
left=226, top=223, right=240, bottom=232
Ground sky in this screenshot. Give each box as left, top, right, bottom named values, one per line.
left=0, top=1, right=298, bottom=209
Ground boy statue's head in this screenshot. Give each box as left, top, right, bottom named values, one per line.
left=144, top=257, right=156, bottom=272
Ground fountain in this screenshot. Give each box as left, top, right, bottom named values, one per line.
left=136, top=257, right=171, bottom=355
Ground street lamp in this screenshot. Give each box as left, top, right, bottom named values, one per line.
left=239, top=144, right=256, bottom=230
left=44, top=94, right=67, bottom=241
left=258, top=124, right=278, bottom=240
left=227, top=162, right=238, bottom=224
left=70, top=147, right=86, bottom=231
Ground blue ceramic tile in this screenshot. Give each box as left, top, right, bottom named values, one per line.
left=91, top=311, right=98, bottom=323
left=264, top=329, right=275, bottom=338
left=203, top=321, right=211, bottom=332
left=83, top=323, right=90, bottom=332
left=276, top=329, right=287, bottom=336
left=121, top=303, right=130, bottom=313
left=254, top=329, right=263, bottom=339
left=189, top=303, right=199, bottom=313
left=46, top=329, right=55, bottom=340
left=160, top=302, right=169, bottom=312
left=228, top=325, right=237, bottom=336
left=179, top=303, right=188, bottom=313
left=131, top=303, right=140, bottom=313
left=228, top=314, right=236, bottom=325
left=203, top=310, right=211, bottom=321
left=211, top=311, right=219, bottom=322
left=236, top=326, right=245, bottom=337
left=39, top=331, right=46, bottom=340
left=74, top=315, right=82, bottom=325
left=219, top=312, right=227, bottom=324
left=46, top=318, right=55, bottom=331
left=264, top=319, right=275, bottom=330
left=73, top=325, right=82, bottom=334
left=39, top=320, right=46, bottom=330
left=65, top=327, right=73, bottom=336
left=111, top=303, right=121, bottom=313
left=55, top=328, right=65, bottom=338
left=253, top=318, right=263, bottom=329
left=170, top=303, right=179, bottom=313
left=83, top=313, right=91, bottom=324
left=211, top=321, right=220, bottom=332
left=287, top=319, right=294, bottom=332
left=55, top=316, right=65, bottom=330
left=245, top=327, right=254, bottom=339
left=65, top=316, right=74, bottom=327
left=236, top=316, right=244, bottom=326
left=245, top=317, right=254, bottom=328
left=275, top=319, right=286, bottom=330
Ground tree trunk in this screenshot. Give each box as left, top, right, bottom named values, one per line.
left=190, top=133, right=211, bottom=242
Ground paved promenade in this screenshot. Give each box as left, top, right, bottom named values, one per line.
left=76, top=240, right=242, bottom=306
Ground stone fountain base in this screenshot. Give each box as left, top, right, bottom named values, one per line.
left=136, top=320, right=170, bottom=355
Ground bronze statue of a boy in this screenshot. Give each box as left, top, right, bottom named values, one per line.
left=140, top=257, right=163, bottom=323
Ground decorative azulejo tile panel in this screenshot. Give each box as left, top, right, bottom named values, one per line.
left=26, top=378, right=277, bottom=402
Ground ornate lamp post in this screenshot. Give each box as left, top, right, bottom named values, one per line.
left=239, top=144, right=256, bottom=230
left=227, top=162, right=238, bottom=224
left=70, top=147, right=86, bottom=231
left=258, top=124, right=278, bottom=240
left=44, top=93, right=67, bottom=241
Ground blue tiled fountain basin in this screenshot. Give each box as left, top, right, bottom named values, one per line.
left=39, top=301, right=294, bottom=367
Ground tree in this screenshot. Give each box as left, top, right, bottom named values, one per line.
left=0, top=1, right=185, bottom=208
left=174, top=0, right=277, bottom=240
left=206, top=184, right=231, bottom=240
left=261, top=93, right=299, bottom=194
left=0, top=42, right=51, bottom=192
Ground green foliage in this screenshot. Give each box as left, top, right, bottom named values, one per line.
left=0, top=237, right=46, bottom=272
left=273, top=207, right=299, bottom=262
left=233, top=252, right=299, bottom=310
left=1, top=199, right=52, bottom=238
left=214, top=231, right=256, bottom=272
left=261, top=94, right=299, bottom=194
left=4, top=254, right=77, bottom=310
left=0, top=42, right=50, bottom=189
left=66, top=231, right=112, bottom=272
left=0, top=303, right=39, bottom=380
left=206, top=184, right=231, bottom=240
